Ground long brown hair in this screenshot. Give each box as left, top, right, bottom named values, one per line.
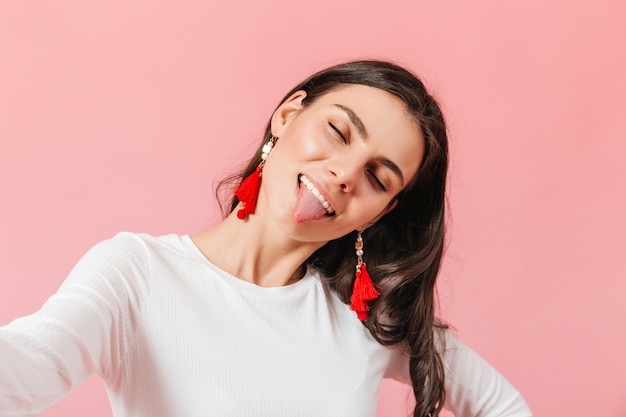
left=218, top=60, right=449, bottom=417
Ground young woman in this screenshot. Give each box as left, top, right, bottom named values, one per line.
left=0, top=60, right=532, bottom=416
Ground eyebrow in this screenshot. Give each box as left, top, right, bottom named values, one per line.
left=377, top=157, right=405, bottom=187
left=334, top=104, right=368, bottom=140
left=333, top=103, right=405, bottom=187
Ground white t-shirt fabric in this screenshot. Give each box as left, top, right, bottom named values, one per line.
left=0, top=232, right=532, bottom=416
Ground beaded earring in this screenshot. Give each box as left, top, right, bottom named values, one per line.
left=349, top=230, right=380, bottom=320
left=234, top=136, right=277, bottom=220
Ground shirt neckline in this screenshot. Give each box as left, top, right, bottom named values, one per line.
left=179, top=234, right=319, bottom=296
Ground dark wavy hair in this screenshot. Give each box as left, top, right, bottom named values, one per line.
left=218, top=60, right=449, bottom=417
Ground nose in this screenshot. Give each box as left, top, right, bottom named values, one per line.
left=327, top=157, right=362, bottom=192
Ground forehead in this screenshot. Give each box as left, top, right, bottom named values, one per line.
left=311, top=84, right=425, bottom=183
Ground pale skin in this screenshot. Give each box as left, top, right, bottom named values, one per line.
left=192, top=84, right=425, bottom=287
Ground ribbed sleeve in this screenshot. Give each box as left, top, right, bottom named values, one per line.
left=441, top=331, right=532, bottom=416
left=385, top=331, right=532, bottom=416
left=0, top=233, right=151, bottom=416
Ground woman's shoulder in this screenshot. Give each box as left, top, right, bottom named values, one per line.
left=104, top=231, right=185, bottom=249
left=66, top=232, right=194, bottom=284
left=91, top=231, right=193, bottom=261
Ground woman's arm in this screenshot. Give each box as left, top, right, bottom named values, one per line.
left=386, top=330, right=532, bottom=416
left=439, top=330, right=532, bottom=417
left=0, top=233, right=151, bottom=417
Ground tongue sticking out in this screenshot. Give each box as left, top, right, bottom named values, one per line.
left=293, top=183, right=329, bottom=223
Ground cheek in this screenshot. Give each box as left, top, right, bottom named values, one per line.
left=348, top=195, right=394, bottom=224
left=283, top=119, right=333, bottom=160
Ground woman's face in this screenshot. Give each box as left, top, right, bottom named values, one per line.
left=258, top=84, right=424, bottom=244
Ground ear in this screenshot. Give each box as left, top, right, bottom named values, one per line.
left=362, top=198, right=398, bottom=230
left=271, top=90, right=307, bottom=137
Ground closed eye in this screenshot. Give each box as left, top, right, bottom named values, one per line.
left=367, top=170, right=388, bottom=192
left=328, top=122, right=347, bottom=144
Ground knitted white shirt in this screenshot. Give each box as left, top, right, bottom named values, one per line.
left=0, top=233, right=531, bottom=416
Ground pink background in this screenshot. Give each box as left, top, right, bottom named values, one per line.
left=1, top=1, right=625, bottom=416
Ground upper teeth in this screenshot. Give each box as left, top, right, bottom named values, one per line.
left=299, top=175, right=334, bottom=214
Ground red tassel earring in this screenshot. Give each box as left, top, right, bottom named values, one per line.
left=349, top=230, right=380, bottom=320
left=234, top=136, right=277, bottom=219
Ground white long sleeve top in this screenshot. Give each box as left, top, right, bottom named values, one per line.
left=0, top=232, right=531, bottom=416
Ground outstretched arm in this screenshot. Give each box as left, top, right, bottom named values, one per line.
left=0, top=233, right=151, bottom=417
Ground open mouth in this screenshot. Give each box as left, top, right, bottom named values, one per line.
left=299, top=175, right=335, bottom=216
left=292, top=174, right=337, bottom=224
